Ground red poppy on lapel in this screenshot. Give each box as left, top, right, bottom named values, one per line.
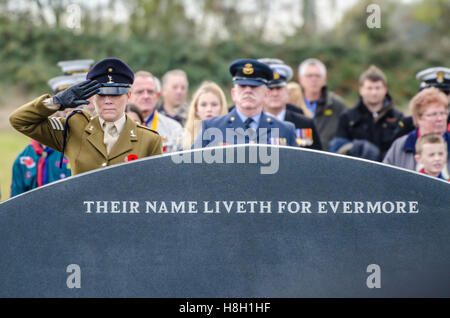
left=125, top=154, right=138, bottom=162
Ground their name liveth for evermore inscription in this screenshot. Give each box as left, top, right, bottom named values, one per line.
left=82, top=200, right=420, bottom=214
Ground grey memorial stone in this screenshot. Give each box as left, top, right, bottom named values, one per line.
left=0, top=145, right=449, bottom=297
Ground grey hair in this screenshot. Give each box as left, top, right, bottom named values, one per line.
left=298, top=58, right=327, bottom=77
left=134, top=70, right=161, bottom=93
left=153, top=76, right=161, bottom=93
left=162, top=69, right=188, bottom=88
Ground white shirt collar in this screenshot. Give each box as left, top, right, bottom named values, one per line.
left=266, top=108, right=286, bottom=122
left=275, top=108, right=286, bottom=121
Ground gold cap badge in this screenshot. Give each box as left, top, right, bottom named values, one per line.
left=437, top=71, right=444, bottom=83
left=273, top=72, right=280, bottom=80
left=107, top=75, right=114, bottom=83
left=243, top=63, right=254, bottom=75
left=108, top=68, right=113, bottom=72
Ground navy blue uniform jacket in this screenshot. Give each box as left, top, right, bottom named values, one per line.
left=193, top=108, right=298, bottom=148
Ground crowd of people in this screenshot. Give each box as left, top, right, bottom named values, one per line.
left=6, top=56, right=450, bottom=198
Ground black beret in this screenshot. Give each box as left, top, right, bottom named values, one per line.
left=87, top=58, right=134, bottom=95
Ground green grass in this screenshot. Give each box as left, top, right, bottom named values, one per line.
left=0, top=130, right=31, bottom=201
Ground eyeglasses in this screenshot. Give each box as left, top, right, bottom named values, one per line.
left=422, top=111, right=449, bottom=119
left=303, top=73, right=323, bottom=79
left=134, top=89, right=157, bottom=96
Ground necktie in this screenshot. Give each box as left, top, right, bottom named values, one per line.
left=103, top=122, right=118, bottom=155
left=244, top=117, right=257, bottom=143
left=244, top=118, right=253, bottom=130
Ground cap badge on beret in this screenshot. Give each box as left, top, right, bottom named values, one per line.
left=107, top=67, right=114, bottom=83
left=437, top=71, right=444, bottom=83
left=243, top=63, right=254, bottom=75
left=273, top=72, right=280, bottom=80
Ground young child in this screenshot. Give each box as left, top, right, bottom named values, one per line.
left=414, top=133, right=449, bottom=181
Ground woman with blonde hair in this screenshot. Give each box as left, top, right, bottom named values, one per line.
left=182, top=81, right=228, bottom=148
left=287, top=81, right=313, bottom=118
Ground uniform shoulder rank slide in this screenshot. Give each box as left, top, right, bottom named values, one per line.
left=49, top=117, right=64, bottom=130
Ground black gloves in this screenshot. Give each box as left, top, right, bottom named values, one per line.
left=53, top=80, right=101, bottom=110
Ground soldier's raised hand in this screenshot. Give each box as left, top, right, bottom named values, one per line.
left=53, top=80, right=101, bottom=110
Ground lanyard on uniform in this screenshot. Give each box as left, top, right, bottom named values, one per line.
left=145, top=110, right=158, bottom=130
left=59, top=110, right=82, bottom=168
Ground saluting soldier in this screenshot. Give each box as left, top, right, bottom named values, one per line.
left=193, top=58, right=298, bottom=148
left=10, top=57, right=162, bottom=175
left=10, top=60, right=91, bottom=197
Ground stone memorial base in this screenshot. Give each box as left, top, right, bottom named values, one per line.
left=0, top=146, right=449, bottom=297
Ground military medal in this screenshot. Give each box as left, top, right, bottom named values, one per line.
left=295, top=129, right=313, bottom=147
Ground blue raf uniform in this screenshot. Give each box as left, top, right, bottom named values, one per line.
left=196, top=108, right=298, bottom=148
left=194, top=59, right=298, bottom=148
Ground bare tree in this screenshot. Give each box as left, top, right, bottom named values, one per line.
left=302, top=0, right=317, bottom=35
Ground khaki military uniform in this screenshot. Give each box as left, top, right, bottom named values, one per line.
left=10, top=94, right=162, bottom=175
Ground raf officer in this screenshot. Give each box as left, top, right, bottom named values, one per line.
left=264, top=62, right=322, bottom=150
left=10, top=58, right=162, bottom=175
left=193, top=58, right=298, bottom=148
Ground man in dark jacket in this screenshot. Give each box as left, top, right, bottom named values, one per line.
left=329, top=65, right=404, bottom=161
left=298, top=58, right=347, bottom=150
